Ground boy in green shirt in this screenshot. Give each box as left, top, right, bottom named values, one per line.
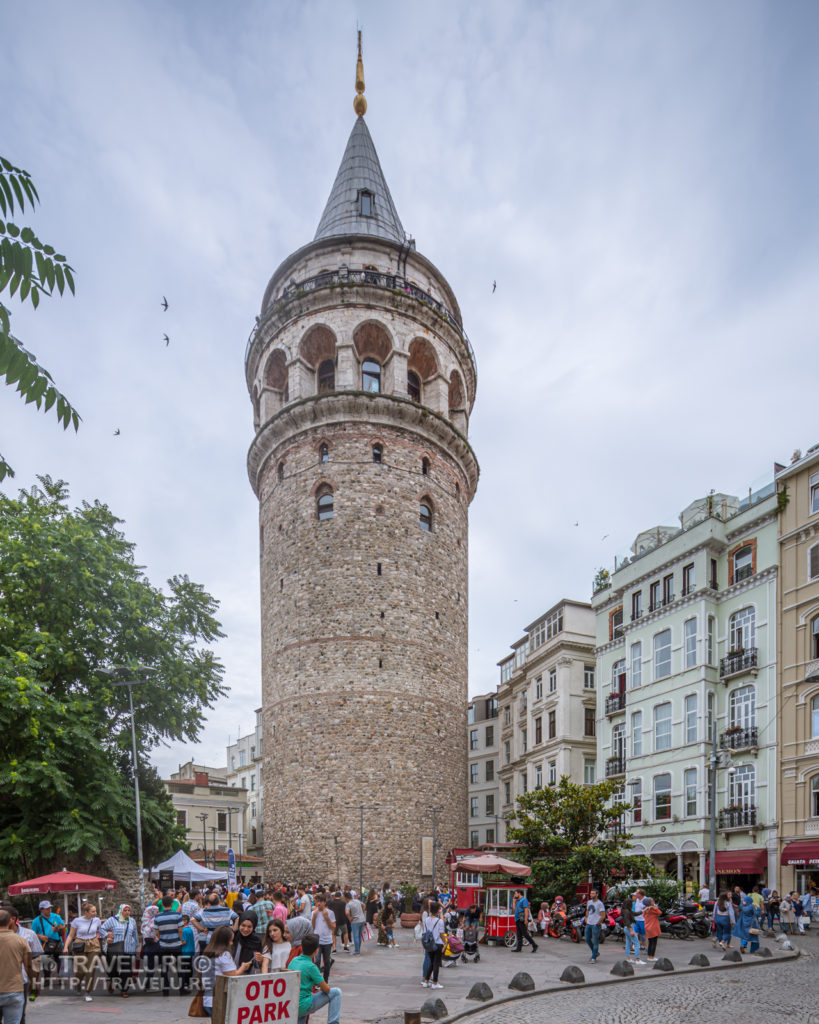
left=290, top=933, right=342, bottom=1024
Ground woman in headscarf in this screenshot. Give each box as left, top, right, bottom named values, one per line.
left=101, top=904, right=138, bottom=997
left=140, top=904, right=161, bottom=980
left=284, top=916, right=312, bottom=967
left=732, top=894, right=761, bottom=953
left=232, top=913, right=262, bottom=975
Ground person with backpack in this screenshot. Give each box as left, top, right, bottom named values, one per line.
left=30, top=902, right=64, bottom=985
left=420, top=900, right=445, bottom=990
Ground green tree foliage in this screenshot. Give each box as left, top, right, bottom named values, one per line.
left=0, top=157, right=80, bottom=483
left=0, top=477, right=226, bottom=881
left=506, top=776, right=654, bottom=903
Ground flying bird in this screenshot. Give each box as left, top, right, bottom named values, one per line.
left=601, top=534, right=610, bottom=540
left=574, top=521, right=579, bottom=527
left=113, top=429, right=120, bottom=436
left=161, top=296, right=169, bottom=311
left=163, top=333, right=170, bottom=346
left=492, top=280, right=496, bottom=293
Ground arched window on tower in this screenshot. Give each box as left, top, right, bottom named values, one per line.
left=317, top=359, right=335, bottom=393
left=372, top=444, right=382, bottom=464
left=317, top=487, right=334, bottom=521
left=407, top=370, right=421, bottom=402
left=362, top=359, right=381, bottom=393
left=319, top=443, right=329, bottom=464
left=277, top=462, right=285, bottom=482
left=420, top=499, right=433, bottom=532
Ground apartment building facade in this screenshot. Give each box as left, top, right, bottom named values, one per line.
left=593, top=484, right=779, bottom=891
left=226, top=709, right=264, bottom=858
left=497, top=600, right=597, bottom=837
left=776, top=446, right=819, bottom=891
left=165, top=762, right=248, bottom=868
left=467, top=692, right=500, bottom=847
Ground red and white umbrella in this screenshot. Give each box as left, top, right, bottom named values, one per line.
left=456, top=854, right=532, bottom=876
left=7, top=868, right=118, bottom=921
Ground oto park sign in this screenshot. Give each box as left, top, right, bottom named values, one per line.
left=212, top=970, right=299, bottom=1024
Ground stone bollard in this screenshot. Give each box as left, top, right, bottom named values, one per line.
left=751, top=947, right=772, bottom=958
left=652, top=957, right=674, bottom=972
left=466, top=982, right=493, bottom=1002
left=508, top=972, right=535, bottom=992
left=722, top=949, right=742, bottom=962
left=780, top=940, right=794, bottom=951
left=689, top=953, right=710, bottom=967
left=610, top=960, right=634, bottom=977
left=560, top=966, right=585, bottom=984
left=419, top=998, right=448, bottom=1020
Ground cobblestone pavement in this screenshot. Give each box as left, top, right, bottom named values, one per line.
left=22, top=930, right=815, bottom=1023
left=462, top=946, right=818, bottom=1024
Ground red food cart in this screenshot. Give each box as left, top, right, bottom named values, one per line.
left=455, top=854, right=532, bottom=947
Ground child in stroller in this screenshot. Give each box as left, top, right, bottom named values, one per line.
left=461, top=923, right=480, bottom=963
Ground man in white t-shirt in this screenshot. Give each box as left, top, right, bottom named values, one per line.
left=698, top=884, right=710, bottom=904
left=311, top=894, right=336, bottom=981
left=583, top=890, right=606, bottom=964
left=295, top=885, right=312, bottom=919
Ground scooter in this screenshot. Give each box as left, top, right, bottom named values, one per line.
left=659, top=905, right=694, bottom=939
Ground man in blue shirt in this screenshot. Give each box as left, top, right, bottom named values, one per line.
left=193, top=893, right=238, bottom=950
left=30, top=901, right=64, bottom=984
left=512, top=890, right=538, bottom=953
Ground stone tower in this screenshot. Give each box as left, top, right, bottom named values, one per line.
left=245, top=39, right=478, bottom=886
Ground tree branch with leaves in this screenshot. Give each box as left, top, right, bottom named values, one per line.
left=0, top=156, right=80, bottom=482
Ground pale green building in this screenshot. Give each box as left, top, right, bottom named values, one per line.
left=592, top=483, right=779, bottom=891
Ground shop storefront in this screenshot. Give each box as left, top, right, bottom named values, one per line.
left=780, top=840, right=819, bottom=892
left=706, top=848, right=767, bottom=892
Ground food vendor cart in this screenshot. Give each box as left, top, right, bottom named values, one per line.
left=455, top=853, right=532, bottom=947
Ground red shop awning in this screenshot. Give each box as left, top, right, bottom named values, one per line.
left=705, top=849, right=766, bottom=874
left=780, top=840, right=819, bottom=867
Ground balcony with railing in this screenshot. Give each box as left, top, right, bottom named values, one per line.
left=605, top=820, right=626, bottom=841
left=605, top=756, right=625, bottom=778
left=734, top=564, right=753, bottom=583
left=605, top=692, right=626, bottom=716
left=720, top=647, right=758, bottom=680
left=719, top=805, right=757, bottom=830
left=720, top=726, right=759, bottom=751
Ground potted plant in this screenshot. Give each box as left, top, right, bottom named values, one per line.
left=400, top=884, right=420, bottom=928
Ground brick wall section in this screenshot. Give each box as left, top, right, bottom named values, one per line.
left=249, top=236, right=478, bottom=888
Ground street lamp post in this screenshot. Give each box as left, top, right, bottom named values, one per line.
left=708, top=721, right=735, bottom=900
left=196, top=813, right=209, bottom=868
left=103, top=666, right=155, bottom=913
left=209, top=826, right=218, bottom=869
left=343, top=803, right=380, bottom=894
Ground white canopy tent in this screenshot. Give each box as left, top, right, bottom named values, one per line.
left=152, top=850, right=228, bottom=882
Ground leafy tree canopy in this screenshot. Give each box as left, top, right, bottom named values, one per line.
left=0, top=478, right=226, bottom=881
left=0, top=157, right=80, bottom=483
left=506, top=776, right=653, bottom=903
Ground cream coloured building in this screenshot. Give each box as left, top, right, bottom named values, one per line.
left=467, top=691, right=500, bottom=846
left=497, top=600, right=597, bottom=832
left=165, top=762, right=248, bottom=869
left=776, top=445, right=819, bottom=891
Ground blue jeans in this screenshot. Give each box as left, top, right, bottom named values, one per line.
left=584, top=923, right=601, bottom=960
left=624, top=928, right=641, bottom=959
left=298, top=986, right=341, bottom=1024
left=0, top=993, right=25, bottom=1024
left=351, top=920, right=364, bottom=953
left=714, top=915, right=732, bottom=943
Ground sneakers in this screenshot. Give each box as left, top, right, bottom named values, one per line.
left=431, top=983, right=444, bottom=989
left=85, top=995, right=93, bottom=1002
left=646, top=956, right=656, bottom=962
left=421, top=981, right=429, bottom=988
left=633, top=959, right=647, bottom=965
left=588, top=957, right=597, bottom=964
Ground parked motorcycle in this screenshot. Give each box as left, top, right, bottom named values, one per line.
left=659, top=904, right=694, bottom=939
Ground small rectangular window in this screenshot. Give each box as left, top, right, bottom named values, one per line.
left=469, top=729, right=479, bottom=750
left=685, top=767, right=697, bottom=817
left=535, top=676, right=543, bottom=700
left=631, top=710, right=643, bottom=756
left=521, top=728, right=528, bottom=753
left=176, top=810, right=187, bottom=827
left=685, top=693, right=698, bottom=743
left=485, top=759, right=494, bottom=782
left=504, top=705, right=511, bottom=725
left=632, top=591, right=643, bottom=620
left=630, top=642, right=642, bottom=689
left=684, top=618, right=697, bottom=669
left=682, top=563, right=695, bottom=595
left=548, top=710, right=556, bottom=739
left=548, top=761, right=557, bottom=786
left=535, top=764, right=543, bottom=788
left=549, top=668, right=557, bottom=692
left=584, top=758, right=596, bottom=785
left=584, top=666, right=595, bottom=689
left=359, top=191, right=373, bottom=216
left=649, top=580, right=661, bottom=611
left=811, top=472, right=819, bottom=514
left=504, top=740, right=511, bottom=765
left=470, top=763, right=479, bottom=784
left=535, top=716, right=543, bottom=745
left=486, top=827, right=495, bottom=843
left=521, top=771, right=528, bottom=795
left=485, top=725, right=494, bottom=747
left=631, top=779, right=642, bottom=824
left=470, top=797, right=479, bottom=817
left=654, top=703, right=672, bottom=751
left=654, top=773, right=672, bottom=820
left=485, top=793, right=495, bottom=815
left=504, top=781, right=511, bottom=804
left=663, top=573, right=675, bottom=605
left=584, top=707, right=595, bottom=737
left=654, top=629, right=672, bottom=679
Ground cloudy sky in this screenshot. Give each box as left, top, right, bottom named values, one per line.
left=3, top=0, right=818, bottom=777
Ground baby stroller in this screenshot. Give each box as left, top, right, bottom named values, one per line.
left=461, top=924, right=480, bottom=963
left=441, top=931, right=464, bottom=967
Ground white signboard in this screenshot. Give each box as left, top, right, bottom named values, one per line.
left=224, top=970, right=299, bottom=1024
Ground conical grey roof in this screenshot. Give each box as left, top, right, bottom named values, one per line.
left=314, top=117, right=405, bottom=244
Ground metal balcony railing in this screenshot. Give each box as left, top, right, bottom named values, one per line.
left=720, top=648, right=758, bottom=678
left=721, top=726, right=759, bottom=750
left=719, top=806, right=757, bottom=829
left=734, top=564, right=753, bottom=583
left=605, top=756, right=625, bottom=778
left=605, top=821, right=626, bottom=840
left=605, top=692, right=626, bottom=716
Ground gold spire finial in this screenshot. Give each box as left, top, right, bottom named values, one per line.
left=354, top=30, right=367, bottom=116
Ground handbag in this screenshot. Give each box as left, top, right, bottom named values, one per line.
left=414, top=922, right=423, bottom=941
left=107, top=941, right=126, bottom=955
left=362, top=923, right=373, bottom=942
left=71, top=941, right=86, bottom=954
left=188, top=972, right=208, bottom=1017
